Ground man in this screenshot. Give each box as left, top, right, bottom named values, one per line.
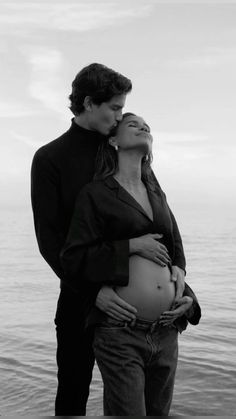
left=31, top=63, right=186, bottom=415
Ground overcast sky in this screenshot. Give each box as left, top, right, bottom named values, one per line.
left=1, top=0, right=236, bottom=211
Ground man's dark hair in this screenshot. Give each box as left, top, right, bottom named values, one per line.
left=69, top=63, right=132, bottom=115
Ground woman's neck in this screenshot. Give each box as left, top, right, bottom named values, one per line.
left=114, top=153, right=143, bottom=187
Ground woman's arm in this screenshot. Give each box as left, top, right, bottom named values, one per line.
left=60, top=185, right=129, bottom=290
left=160, top=282, right=201, bottom=327
left=150, top=170, right=186, bottom=271
left=168, top=207, right=186, bottom=272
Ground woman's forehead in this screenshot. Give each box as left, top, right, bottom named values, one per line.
left=122, top=114, right=148, bottom=126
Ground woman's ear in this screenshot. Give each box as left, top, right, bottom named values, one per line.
left=109, top=137, right=117, bottom=148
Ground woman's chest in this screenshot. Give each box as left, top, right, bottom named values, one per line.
left=100, top=192, right=172, bottom=240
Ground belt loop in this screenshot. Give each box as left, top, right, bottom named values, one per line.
left=150, top=320, right=157, bottom=333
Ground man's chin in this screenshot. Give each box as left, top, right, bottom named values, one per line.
left=98, top=127, right=110, bottom=136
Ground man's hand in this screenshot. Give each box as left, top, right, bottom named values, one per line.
left=159, top=296, right=193, bottom=327
left=129, top=234, right=171, bottom=267
left=171, top=265, right=185, bottom=301
left=95, top=285, right=137, bottom=322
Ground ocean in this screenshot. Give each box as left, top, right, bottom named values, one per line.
left=0, top=204, right=235, bottom=416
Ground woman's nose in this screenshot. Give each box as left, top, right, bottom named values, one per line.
left=140, top=126, right=148, bottom=132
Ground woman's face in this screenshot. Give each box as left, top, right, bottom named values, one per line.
left=112, top=114, right=153, bottom=155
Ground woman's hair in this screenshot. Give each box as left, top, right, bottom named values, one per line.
left=94, top=113, right=155, bottom=188
left=69, top=63, right=132, bottom=115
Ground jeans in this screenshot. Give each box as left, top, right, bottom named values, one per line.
left=93, top=317, right=178, bottom=416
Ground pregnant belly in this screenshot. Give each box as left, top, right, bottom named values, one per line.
left=116, top=255, right=175, bottom=321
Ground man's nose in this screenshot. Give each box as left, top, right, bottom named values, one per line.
left=116, top=110, right=123, bottom=122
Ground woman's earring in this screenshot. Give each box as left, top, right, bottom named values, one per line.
left=145, top=154, right=149, bottom=161
left=115, top=145, right=118, bottom=151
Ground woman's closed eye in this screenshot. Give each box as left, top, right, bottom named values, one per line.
left=128, top=122, right=150, bottom=132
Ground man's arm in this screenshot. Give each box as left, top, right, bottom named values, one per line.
left=31, top=149, right=65, bottom=280
left=31, top=151, right=136, bottom=321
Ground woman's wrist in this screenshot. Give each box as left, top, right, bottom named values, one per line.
left=129, top=238, right=141, bottom=255
left=185, top=297, right=194, bottom=318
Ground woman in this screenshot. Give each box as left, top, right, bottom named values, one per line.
left=61, top=113, right=201, bottom=416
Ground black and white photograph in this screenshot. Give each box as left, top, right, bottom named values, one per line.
left=0, top=0, right=235, bottom=416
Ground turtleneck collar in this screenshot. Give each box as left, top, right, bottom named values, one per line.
left=69, top=118, right=106, bottom=143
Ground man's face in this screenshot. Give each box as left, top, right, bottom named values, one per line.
left=89, top=94, right=127, bottom=135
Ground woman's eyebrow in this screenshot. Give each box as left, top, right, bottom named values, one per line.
left=124, top=119, right=150, bottom=132
left=126, top=119, right=150, bottom=129
left=125, top=119, right=140, bottom=125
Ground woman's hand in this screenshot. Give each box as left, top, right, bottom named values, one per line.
left=129, top=234, right=171, bottom=267
left=159, top=296, right=193, bottom=327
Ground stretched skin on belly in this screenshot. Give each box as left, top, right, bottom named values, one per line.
left=116, top=255, right=175, bottom=321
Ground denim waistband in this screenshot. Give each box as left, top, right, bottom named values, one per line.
left=103, top=315, right=163, bottom=333
left=131, top=317, right=162, bottom=333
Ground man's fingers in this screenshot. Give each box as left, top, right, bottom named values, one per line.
left=108, top=293, right=137, bottom=320
left=111, top=305, right=136, bottom=319
left=107, top=310, right=134, bottom=322
left=113, top=293, right=137, bottom=314
left=108, top=305, right=136, bottom=321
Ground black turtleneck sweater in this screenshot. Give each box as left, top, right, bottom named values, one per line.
left=31, top=119, right=186, bottom=298
left=31, top=120, right=106, bottom=285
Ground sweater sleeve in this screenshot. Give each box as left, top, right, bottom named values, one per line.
left=60, top=186, right=129, bottom=290
left=31, top=148, right=65, bottom=281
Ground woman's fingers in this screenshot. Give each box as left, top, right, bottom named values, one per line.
left=154, top=257, right=168, bottom=267
left=154, top=247, right=171, bottom=266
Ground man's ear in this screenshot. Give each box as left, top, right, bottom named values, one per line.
left=83, top=96, right=93, bottom=111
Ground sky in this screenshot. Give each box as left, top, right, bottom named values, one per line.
left=0, top=0, right=236, bottom=213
